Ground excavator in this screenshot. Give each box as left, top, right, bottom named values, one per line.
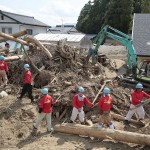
left=88, top=25, right=150, bottom=87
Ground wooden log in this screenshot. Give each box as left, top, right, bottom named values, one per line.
left=24, top=36, right=52, bottom=59
left=5, top=55, right=23, bottom=62
left=111, top=113, right=145, bottom=126
left=0, top=47, right=8, bottom=52
left=54, top=123, right=150, bottom=146
left=0, top=30, right=27, bottom=43
left=0, top=32, right=29, bottom=46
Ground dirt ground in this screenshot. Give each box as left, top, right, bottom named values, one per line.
left=0, top=96, right=150, bottom=150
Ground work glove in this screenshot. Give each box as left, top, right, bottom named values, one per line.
left=38, top=108, right=42, bottom=113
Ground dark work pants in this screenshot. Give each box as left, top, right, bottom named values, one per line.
left=20, top=84, right=33, bottom=102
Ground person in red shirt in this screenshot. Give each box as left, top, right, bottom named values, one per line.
left=97, top=87, right=115, bottom=129
left=0, top=55, right=8, bottom=85
left=33, top=88, right=54, bottom=135
left=69, top=87, right=93, bottom=124
left=124, top=83, right=150, bottom=125
left=18, top=64, right=34, bottom=103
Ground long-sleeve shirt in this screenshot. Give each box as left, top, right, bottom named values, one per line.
left=24, top=70, right=32, bottom=84
left=39, top=95, right=54, bottom=113
left=98, top=95, right=112, bottom=111
left=131, top=91, right=150, bottom=105
left=73, top=94, right=93, bottom=109
left=0, top=61, right=8, bottom=73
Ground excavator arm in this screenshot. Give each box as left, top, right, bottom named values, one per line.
left=93, top=25, right=137, bottom=72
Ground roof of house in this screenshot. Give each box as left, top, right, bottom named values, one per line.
left=132, top=13, right=150, bottom=56
left=34, top=33, right=85, bottom=42
left=48, top=25, right=81, bottom=34
left=0, top=10, right=50, bottom=27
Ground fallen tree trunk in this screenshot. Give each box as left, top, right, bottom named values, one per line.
left=0, top=32, right=29, bottom=46
left=54, top=123, right=150, bottom=146
left=24, top=36, right=52, bottom=59
left=0, top=30, right=27, bottom=43
left=5, top=55, right=23, bottom=62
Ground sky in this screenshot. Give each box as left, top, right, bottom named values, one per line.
left=0, top=0, right=89, bottom=27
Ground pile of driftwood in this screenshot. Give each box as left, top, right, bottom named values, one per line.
left=0, top=30, right=148, bottom=121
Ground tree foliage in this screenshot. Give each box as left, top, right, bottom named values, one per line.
left=76, top=0, right=150, bottom=34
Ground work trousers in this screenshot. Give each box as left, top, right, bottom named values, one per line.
left=0, top=70, right=8, bottom=85
left=125, top=104, right=145, bottom=121
left=20, top=84, right=33, bottom=102
left=99, top=111, right=111, bottom=125
left=34, top=113, right=52, bottom=131
left=70, top=107, right=84, bottom=122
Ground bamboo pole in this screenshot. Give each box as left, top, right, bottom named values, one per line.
left=54, top=123, right=150, bottom=146
left=92, top=80, right=111, bottom=104
left=0, top=30, right=27, bottom=43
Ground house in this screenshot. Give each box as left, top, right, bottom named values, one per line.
left=48, top=25, right=81, bottom=34
left=34, top=33, right=92, bottom=49
left=0, top=10, right=50, bottom=36
left=132, top=13, right=150, bottom=65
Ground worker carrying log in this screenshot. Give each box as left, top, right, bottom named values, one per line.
left=17, top=64, right=34, bottom=103
left=32, top=88, right=54, bottom=135
left=69, top=87, right=93, bottom=124
left=124, top=83, right=150, bottom=125
left=0, top=55, right=9, bottom=86
left=97, top=87, right=115, bottom=129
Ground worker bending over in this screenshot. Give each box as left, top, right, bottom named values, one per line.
left=33, top=88, right=54, bottom=134
left=124, top=83, right=150, bottom=125
left=18, top=64, right=34, bottom=103
left=98, top=87, right=115, bottom=129
left=69, top=87, right=93, bottom=124
left=0, top=55, right=8, bottom=86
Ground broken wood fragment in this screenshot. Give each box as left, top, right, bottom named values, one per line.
left=0, top=32, right=29, bottom=46
left=0, top=30, right=27, bottom=43
left=24, top=36, right=52, bottom=59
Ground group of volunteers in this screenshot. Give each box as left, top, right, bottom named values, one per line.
left=0, top=43, right=150, bottom=135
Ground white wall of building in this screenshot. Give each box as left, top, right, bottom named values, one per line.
left=20, top=25, right=47, bottom=35
left=0, top=15, right=48, bottom=35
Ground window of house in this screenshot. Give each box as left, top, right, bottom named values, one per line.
left=1, top=15, right=4, bottom=20
left=2, top=27, right=12, bottom=34
left=26, top=29, right=33, bottom=35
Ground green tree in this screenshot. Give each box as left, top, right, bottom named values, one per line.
left=76, top=1, right=92, bottom=33
left=142, top=0, right=150, bottom=13
left=104, top=0, right=134, bottom=33
left=133, top=0, right=143, bottom=13
left=87, top=0, right=111, bottom=33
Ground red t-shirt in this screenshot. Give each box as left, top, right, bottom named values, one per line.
left=24, top=70, right=32, bottom=84
left=131, top=91, right=150, bottom=105
left=73, top=94, right=93, bottom=109
left=0, top=61, right=8, bottom=73
left=98, top=95, right=112, bottom=111
left=39, top=95, right=54, bottom=113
